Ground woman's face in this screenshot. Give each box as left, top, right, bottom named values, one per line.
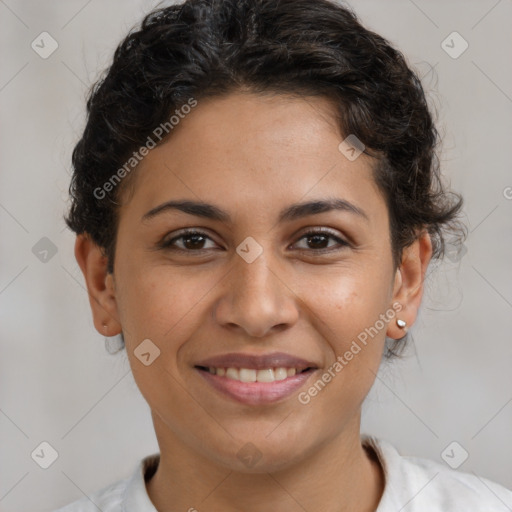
left=86, top=92, right=428, bottom=471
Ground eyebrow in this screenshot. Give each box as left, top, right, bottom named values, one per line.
left=142, top=197, right=369, bottom=224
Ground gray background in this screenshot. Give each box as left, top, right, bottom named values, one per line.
left=1, top=0, right=511, bottom=510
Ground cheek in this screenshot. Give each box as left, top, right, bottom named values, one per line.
left=304, top=262, right=392, bottom=341
left=115, top=266, right=211, bottom=410
left=115, top=263, right=220, bottom=348
left=298, top=264, right=392, bottom=402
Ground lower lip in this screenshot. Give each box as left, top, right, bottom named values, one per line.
left=196, top=368, right=317, bottom=405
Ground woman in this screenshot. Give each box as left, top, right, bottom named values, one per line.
left=57, top=0, right=512, bottom=510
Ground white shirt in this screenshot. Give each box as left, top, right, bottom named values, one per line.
left=54, top=436, right=512, bottom=511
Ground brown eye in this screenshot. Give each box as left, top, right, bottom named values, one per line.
left=305, top=234, right=330, bottom=249
left=293, top=230, right=349, bottom=252
left=160, top=230, right=218, bottom=252
left=180, top=233, right=208, bottom=250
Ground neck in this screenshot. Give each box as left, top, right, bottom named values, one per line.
left=146, top=413, right=384, bottom=512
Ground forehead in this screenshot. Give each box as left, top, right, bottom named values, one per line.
left=119, top=92, right=385, bottom=223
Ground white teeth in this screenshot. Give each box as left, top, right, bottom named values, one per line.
left=226, top=367, right=238, bottom=380
left=256, top=368, right=275, bottom=382
left=274, top=367, right=288, bottom=381
left=239, top=368, right=257, bottom=382
left=206, top=366, right=306, bottom=382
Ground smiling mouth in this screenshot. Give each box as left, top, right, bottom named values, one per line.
left=195, top=366, right=315, bottom=383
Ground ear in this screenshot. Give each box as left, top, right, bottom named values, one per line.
left=74, top=234, right=122, bottom=337
left=387, top=231, right=433, bottom=339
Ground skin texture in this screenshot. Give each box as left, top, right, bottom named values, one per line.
left=75, top=92, right=432, bottom=512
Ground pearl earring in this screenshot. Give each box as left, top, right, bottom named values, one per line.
left=396, top=319, right=407, bottom=328
left=103, top=323, right=124, bottom=354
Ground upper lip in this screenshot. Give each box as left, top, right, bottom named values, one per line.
left=195, top=352, right=318, bottom=371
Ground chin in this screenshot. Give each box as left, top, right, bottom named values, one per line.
left=206, top=430, right=315, bottom=474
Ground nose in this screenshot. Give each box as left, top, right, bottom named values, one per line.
left=212, top=251, right=300, bottom=338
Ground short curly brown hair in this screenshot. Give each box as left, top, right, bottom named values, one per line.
left=64, top=0, right=465, bottom=356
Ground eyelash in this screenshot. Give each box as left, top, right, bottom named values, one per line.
left=159, top=228, right=349, bottom=255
